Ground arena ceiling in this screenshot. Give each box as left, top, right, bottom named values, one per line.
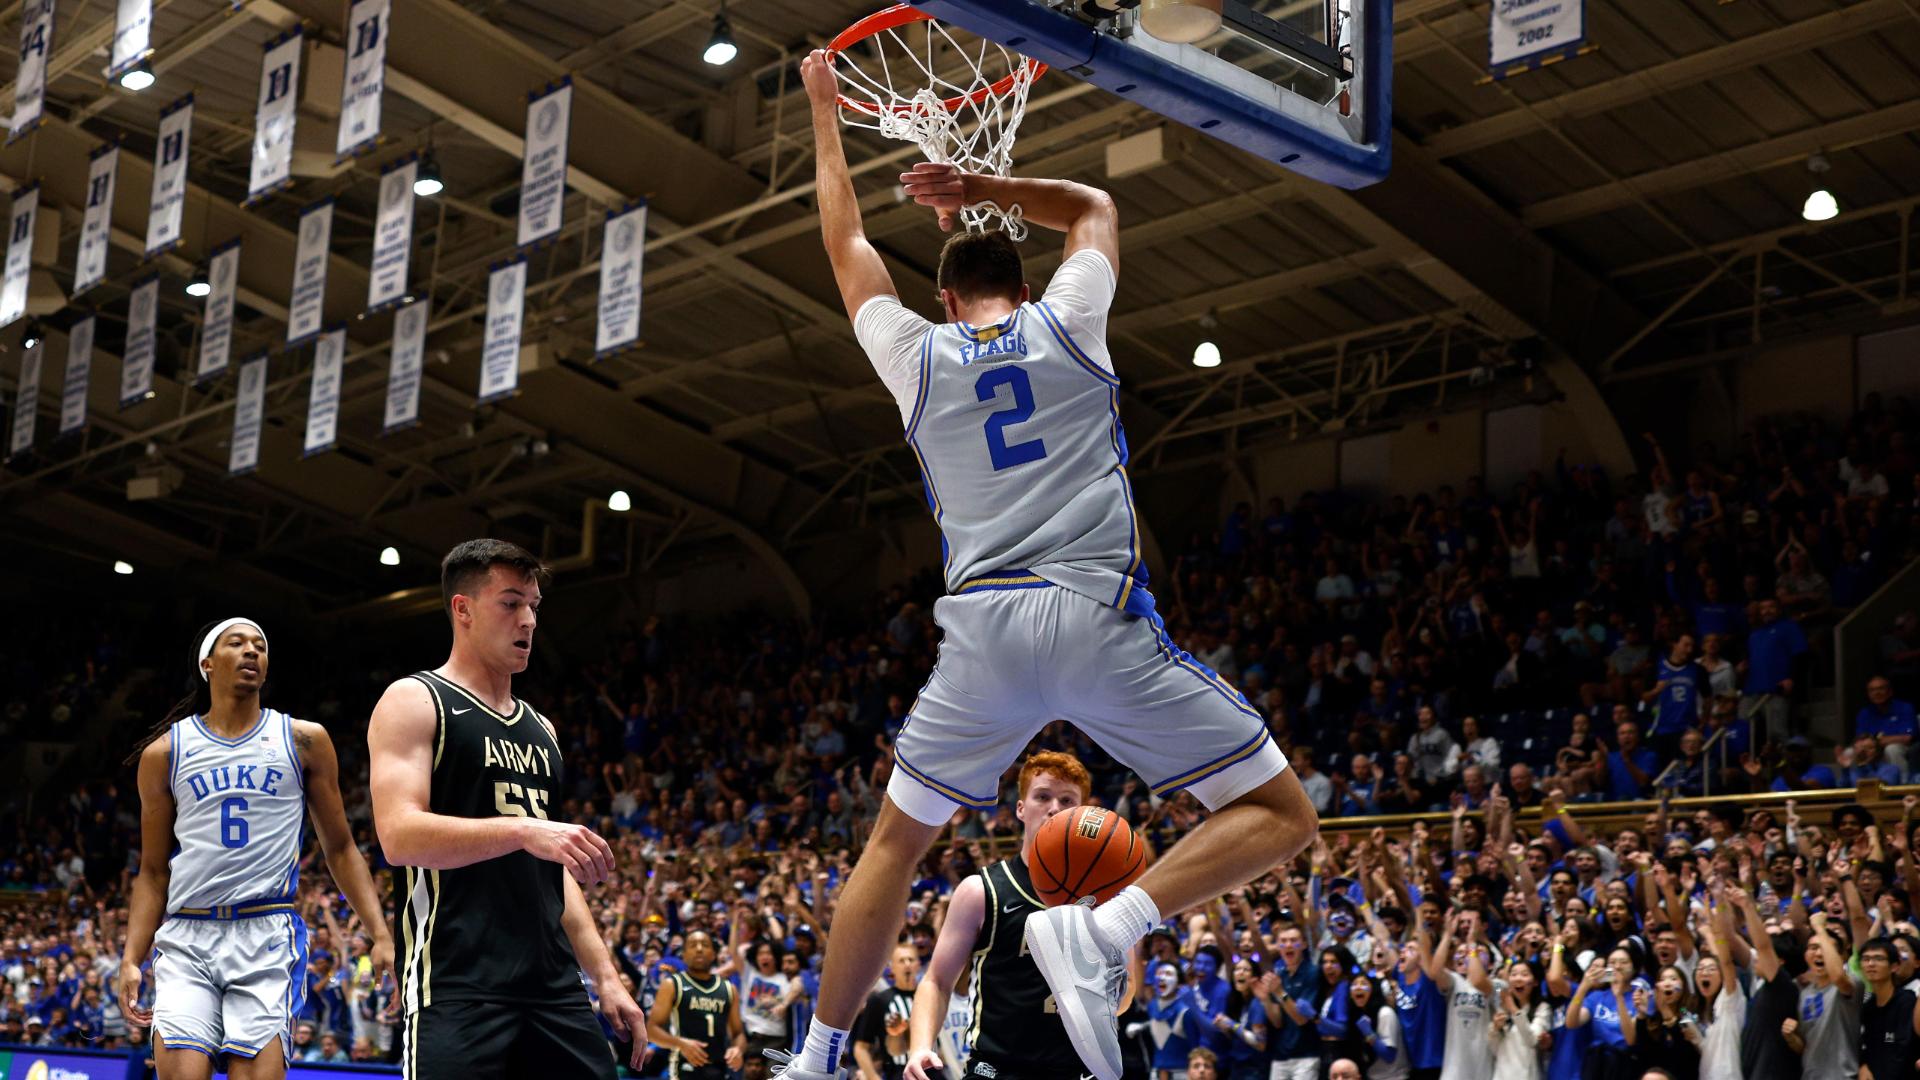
left=0, top=0, right=1914, bottom=610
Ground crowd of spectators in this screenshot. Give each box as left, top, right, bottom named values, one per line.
left=0, top=399, right=1916, bottom=1079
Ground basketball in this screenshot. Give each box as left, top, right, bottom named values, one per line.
left=1026, top=805, right=1146, bottom=906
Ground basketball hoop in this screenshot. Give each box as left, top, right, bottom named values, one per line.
left=829, top=4, right=1046, bottom=239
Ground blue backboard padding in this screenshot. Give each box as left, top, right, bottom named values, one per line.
left=915, top=0, right=1392, bottom=188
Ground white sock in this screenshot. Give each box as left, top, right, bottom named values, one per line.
left=1092, top=884, right=1161, bottom=950
left=796, top=1021, right=852, bottom=1075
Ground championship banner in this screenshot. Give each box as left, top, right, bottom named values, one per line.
left=196, top=239, right=241, bottom=381
left=0, top=184, right=38, bottom=329
left=58, top=314, right=92, bottom=436
left=145, top=94, right=193, bottom=257
left=479, top=259, right=525, bottom=404
left=8, top=338, right=42, bottom=459
left=246, top=29, right=303, bottom=203
left=229, top=352, right=266, bottom=475
left=9, top=0, right=55, bottom=141
left=516, top=79, right=571, bottom=248
left=302, top=326, right=344, bottom=457
left=74, top=143, right=117, bottom=295
left=382, top=299, right=426, bottom=434
left=595, top=201, right=645, bottom=358
left=1489, top=0, right=1585, bottom=77
left=119, top=274, right=159, bottom=408
left=287, top=198, right=332, bottom=344
left=367, top=155, right=416, bottom=311
left=336, top=0, right=388, bottom=159
left=108, top=0, right=150, bottom=82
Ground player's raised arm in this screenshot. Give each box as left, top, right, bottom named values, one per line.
left=901, top=165, right=1119, bottom=274
left=366, top=677, right=612, bottom=881
left=804, top=48, right=898, bottom=320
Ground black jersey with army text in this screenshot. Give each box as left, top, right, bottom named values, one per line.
left=669, top=970, right=734, bottom=1073
left=396, top=670, right=580, bottom=1012
left=968, top=857, right=1085, bottom=1075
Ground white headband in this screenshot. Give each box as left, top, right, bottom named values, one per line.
left=199, top=617, right=267, bottom=681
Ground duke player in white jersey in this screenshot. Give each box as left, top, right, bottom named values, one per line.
left=778, top=52, right=1319, bottom=1080
left=121, top=618, right=395, bottom=1079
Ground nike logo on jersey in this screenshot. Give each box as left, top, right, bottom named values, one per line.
left=451, top=707, right=472, bottom=715
left=183, top=748, right=203, bottom=759
left=1003, top=902, right=1023, bottom=914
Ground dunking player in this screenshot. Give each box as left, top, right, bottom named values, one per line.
left=780, top=51, right=1319, bottom=1080
left=904, top=752, right=1140, bottom=1080
left=648, top=929, right=746, bottom=1079
left=121, top=618, right=394, bottom=1079
left=366, top=540, right=647, bottom=1078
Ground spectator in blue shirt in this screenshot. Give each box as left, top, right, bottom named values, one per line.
left=1261, top=925, right=1323, bottom=1079
left=1840, top=734, right=1904, bottom=786
left=1856, top=676, right=1918, bottom=776
left=1768, top=735, right=1839, bottom=792
left=1187, top=944, right=1232, bottom=1051
left=1742, top=599, right=1809, bottom=740
left=1644, top=633, right=1706, bottom=747
left=1600, top=719, right=1660, bottom=801
left=1145, top=960, right=1204, bottom=1075
left=1390, top=937, right=1447, bottom=1076
left=1336, top=755, right=1382, bottom=817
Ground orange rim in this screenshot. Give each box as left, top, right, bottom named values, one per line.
left=829, top=3, right=1047, bottom=117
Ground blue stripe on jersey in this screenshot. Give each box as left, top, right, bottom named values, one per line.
left=192, top=709, right=269, bottom=747
left=1152, top=729, right=1272, bottom=795
left=894, top=750, right=999, bottom=810
left=169, top=724, right=181, bottom=790
left=904, top=327, right=937, bottom=440
left=906, top=328, right=951, bottom=573
left=1034, top=301, right=1119, bottom=387
left=1152, top=616, right=1264, bottom=723
left=282, top=710, right=304, bottom=791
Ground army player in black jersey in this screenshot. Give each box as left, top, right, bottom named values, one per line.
left=905, top=752, right=1140, bottom=1080
left=368, top=540, right=646, bottom=1080
left=648, top=929, right=746, bottom=1079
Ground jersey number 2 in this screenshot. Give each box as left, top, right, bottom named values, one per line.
left=975, top=368, right=1047, bottom=471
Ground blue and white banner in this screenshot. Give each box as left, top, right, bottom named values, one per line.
left=59, top=313, right=92, bottom=435
left=1489, top=0, right=1584, bottom=76
left=516, top=79, right=571, bottom=248
left=247, top=29, right=303, bottom=203
left=303, top=326, right=344, bottom=457
left=382, top=299, right=426, bottom=433
left=287, top=198, right=332, bottom=344
left=367, top=156, right=416, bottom=311
left=595, top=201, right=645, bottom=358
left=74, top=143, right=117, bottom=296
left=196, top=239, right=241, bottom=381
left=479, top=259, right=525, bottom=404
left=9, top=0, right=56, bottom=140
left=9, top=335, right=42, bottom=459
left=108, top=0, right=151, bottom=81
left=119, top=274, right=159, bottom=407
left=145, top=94, right=193, bottom=256
left=0, top=184, right=38, bottom=328
left=337, top=0, right=388, bottom=159
left=230, top=352, right=266, bottom=475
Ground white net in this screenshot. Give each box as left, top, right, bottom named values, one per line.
left=831, top=6, right=1045, bottom=239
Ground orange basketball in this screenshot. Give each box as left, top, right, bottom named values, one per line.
left=1026, top=805, right=1146, bottom=906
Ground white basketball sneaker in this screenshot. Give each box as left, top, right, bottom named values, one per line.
left=764, top=1049, right=840, bottom=1080
left=1022, top=902, right=1127, bottom=1080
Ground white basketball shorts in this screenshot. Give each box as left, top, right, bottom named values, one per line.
left=886, top=581, right=1289, bottom=826
left=152, top=908, right=310, bottom=1061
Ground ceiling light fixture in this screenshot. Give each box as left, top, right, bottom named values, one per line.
left=413, top=150, right=445, bottom=197
left=21, top=320, right=42, bottom=350
left=1802, top=153, right=1838, bottom=223
left=379, top=546, right=400, bottom=566
left=117, top=60, right=154, bottom=92
left=113, top=560, right=134, bottom=575
left=608, top=490, right=632, bottom=512
left=703, top=8, right=739, bottom=66
left=185, top=267, right=210, bottom=297
left=1192, top=308, right=1221, bottom=368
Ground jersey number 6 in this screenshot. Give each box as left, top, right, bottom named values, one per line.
left=976, top=367, right=1047, bottom=472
